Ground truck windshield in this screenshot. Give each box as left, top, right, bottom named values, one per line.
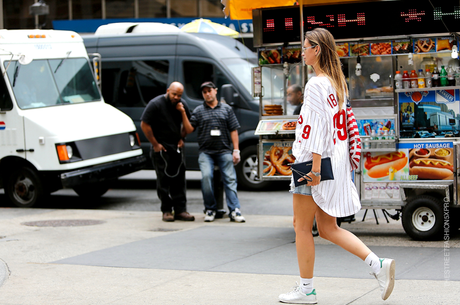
left=4, top=58, right=101, bottom=109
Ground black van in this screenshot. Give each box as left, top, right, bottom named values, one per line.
left=83, top=22, right=275, bottom=190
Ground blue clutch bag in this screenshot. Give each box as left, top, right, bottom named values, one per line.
left=290, top=157, right=334, bottom=187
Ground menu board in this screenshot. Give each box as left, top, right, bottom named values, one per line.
left=283, top=45, right=302, bottom=63
left=334, top=37, right=458, bottom=57
left=255, top=119, right=297, bottom=135
left=261, top=141, right=295, bottom=178
left=362, top=142, right=454, bottom=182
left=258, top=47, right=282, bottom=65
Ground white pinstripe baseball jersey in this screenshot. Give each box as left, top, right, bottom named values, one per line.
left=292, top=77, right=361, bottom=217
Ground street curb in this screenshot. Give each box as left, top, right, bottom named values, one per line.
left=0, top=259, right=8, bottom=288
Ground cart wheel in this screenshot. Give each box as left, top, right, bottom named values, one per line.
left=6, top=166, right=45, bottom=208
left=312, top=218, right=319, bottom=237
left=402, top=195, right=443, bottom=240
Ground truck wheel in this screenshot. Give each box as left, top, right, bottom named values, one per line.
left=6, top=167, right=44, bottom=208
left=402, top=196, right=443, bottom=240
left=235, top=146, right=272, bottom=190
left=73, top=182, right=110, bottom=199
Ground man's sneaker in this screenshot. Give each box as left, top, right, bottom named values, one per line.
left=373, top=258, right=395, bottom=300
left=279, top=285, right=317, bottom=304
left=204, top=210, right=216, bottom=222
left=229, top=208, right=245, bottom=222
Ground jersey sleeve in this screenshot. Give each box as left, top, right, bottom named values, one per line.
left=295, top=81, right=327, bottom=156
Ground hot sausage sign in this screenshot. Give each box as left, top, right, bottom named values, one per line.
left=363, top=142, right=454, bottom=182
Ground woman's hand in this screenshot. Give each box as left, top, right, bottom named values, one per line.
left=297, top=172, right=321, bottom=186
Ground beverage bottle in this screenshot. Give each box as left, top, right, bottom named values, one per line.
left=370, top=130, right=376, bottom=148
left=402, top=70, right=410, bottom=89
left=425, top=68, right=432, bottom=88
left=394, top=71, right=403, bottom=89
left=410, top=70, right=418, bottom=88
left=440, top=65, right=448, bottom=86
left=448, top=66, right=455, bottom=86
left=417, top=69, right=425, bottom=88
left=432, top=66, right=440, bottom=87
left=455, top=67, right=460, bottom=86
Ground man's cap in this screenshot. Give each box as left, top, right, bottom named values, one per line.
left=201, top=81, right=217, bottom=90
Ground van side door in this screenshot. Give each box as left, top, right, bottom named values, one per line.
left=100, top=58, right=173, bottom=165
left=177, top=58, right=239, bottom=169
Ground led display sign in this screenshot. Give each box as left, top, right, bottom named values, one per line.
left=256, top=0, right=460, bottom=45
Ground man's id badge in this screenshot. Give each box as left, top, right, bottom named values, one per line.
left=210, top=128, right=221, bottom=136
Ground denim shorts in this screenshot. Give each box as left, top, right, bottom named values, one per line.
left=289, top=177, right=312, bottom=196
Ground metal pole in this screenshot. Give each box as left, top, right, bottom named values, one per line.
left=69, top=0, right=72, bottom=20
left=0, top=0, right=4, bottom=29
left=134, top=0, right=139, bottom=18
left=300, top=0, right=306, bottom=87
left=102, top=0, right=106, bottom=19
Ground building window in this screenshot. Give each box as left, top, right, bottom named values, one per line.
left=200, top=0, right=223, bottom=17
left=106, top=0, right=134, bottom=19
left=170, top=0, right=197, bottom=17
left=72, top=0, right=102, bottom=19
left=138, top=0, right=167, bottom=18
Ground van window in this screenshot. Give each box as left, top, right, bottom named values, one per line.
left=183, top=61, right=231, bottom=100
left=102, top=60, right=169, bottom=107
left=0, top=73, right=13, bottom=110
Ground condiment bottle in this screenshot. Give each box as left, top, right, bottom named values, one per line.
left=394, top=71, right=403, bottom=89
left=432, top=66, right=440, bottom=87
left=425, top=69, right=432, bottom=88
left=448, top=66, right=455, bottom=86
left=417, top=69, right=425, bottom=88
left=440, top=65, right=448, bottom=86
left=410, top=70, right=418, bottom=88
left=402, top=70, right=410, bottom=89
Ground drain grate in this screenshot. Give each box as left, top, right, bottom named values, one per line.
left=21, top=219, right=105, bottom=227
left=150, top=228, right=181, bottom=232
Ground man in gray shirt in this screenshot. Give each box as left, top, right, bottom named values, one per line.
left=187, top=81, right=245, bottom=223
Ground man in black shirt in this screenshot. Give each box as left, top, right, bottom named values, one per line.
left=141, top=82, right=195, bottom=222
left=287, top=84, right=303, bottom=115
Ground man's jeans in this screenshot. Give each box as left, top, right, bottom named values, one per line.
left=198, top=152, right=240, bottom=212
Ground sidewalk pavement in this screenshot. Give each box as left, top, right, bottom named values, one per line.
left=0, top=208, right=459, bottom=305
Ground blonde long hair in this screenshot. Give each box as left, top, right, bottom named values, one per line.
left=305, top=28, right=348, bottom=110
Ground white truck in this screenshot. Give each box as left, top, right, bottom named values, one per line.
left=0, top=29, right=146, bottom=207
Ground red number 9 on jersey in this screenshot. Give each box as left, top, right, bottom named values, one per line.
left=333, top=110, right=347, bottom=144
left=302, top=125, right=311, bottom=139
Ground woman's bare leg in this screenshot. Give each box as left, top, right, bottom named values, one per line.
left=293, top=193, right=318, bottom=278
left=315, top=207, right=371, bottom=260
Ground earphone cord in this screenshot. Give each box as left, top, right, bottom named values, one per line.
left=159, top=149, right=184, bottom=178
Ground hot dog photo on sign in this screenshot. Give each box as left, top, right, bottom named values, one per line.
left=408, top=147, right=454, bottom=180
left=363, top=151, right=409, bottom=181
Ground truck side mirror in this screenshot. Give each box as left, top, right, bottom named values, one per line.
left=221, top=84, right=239, bottom=106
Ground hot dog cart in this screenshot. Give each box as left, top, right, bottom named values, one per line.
left=251, top=0, right=460, bottom=240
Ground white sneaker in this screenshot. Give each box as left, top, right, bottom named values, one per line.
left=373, top=258, right=395, bottom=300
left=230, top=208, right=245, bottom=222
left=204, top=210, right=216, bottom=222
left=279, top=285, right=317, bottom=304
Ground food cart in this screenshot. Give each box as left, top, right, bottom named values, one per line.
left=251, top=0, right=460, bottom=240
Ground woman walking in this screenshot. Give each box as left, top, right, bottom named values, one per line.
left=279, top=28, right=395, bottom=304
